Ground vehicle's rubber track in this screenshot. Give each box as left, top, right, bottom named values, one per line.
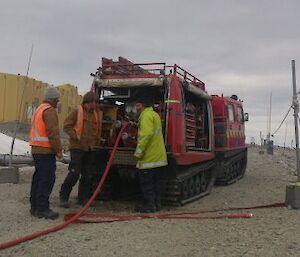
left=215, top=149, right=247, bottom=185
left=160, top=161, right=217, bottom=206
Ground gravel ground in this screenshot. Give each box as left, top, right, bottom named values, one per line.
left=0, top=146, right=299, bottom=257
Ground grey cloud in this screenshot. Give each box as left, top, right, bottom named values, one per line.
left=1, top=0, right=300, bottom=145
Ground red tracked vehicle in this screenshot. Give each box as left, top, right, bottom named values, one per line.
left=211, top=95, right=248, bottom=184
left=91, top=57, right=247, bottom=205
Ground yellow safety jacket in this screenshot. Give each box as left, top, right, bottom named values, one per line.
left=134, top=107, right=168, bottom=169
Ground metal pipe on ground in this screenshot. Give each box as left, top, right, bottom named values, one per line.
left=0, top=154, right=70, bottom=184
left=0, top=154, right=34, bottom=166
left=0, top=154, right=70, bottom=166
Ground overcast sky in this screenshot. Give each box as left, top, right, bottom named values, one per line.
left=1, top=0, right=300, bottom=146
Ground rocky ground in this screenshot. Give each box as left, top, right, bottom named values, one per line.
left=0, top=146, right=299, bottom=257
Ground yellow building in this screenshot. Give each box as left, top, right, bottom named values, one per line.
left=0, top=72, right=82, bottom=129
left=56, top=84, right=83, bottom=126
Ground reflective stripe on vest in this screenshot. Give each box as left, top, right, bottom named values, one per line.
left=152, top=128, right=161, bottom=135
left=29, top=103, right=52, bottom=147
left=135, top=148, right=144, bottom=155
left=136, top=160, right=168, bottom=169
left=74, top=105, right=100, bottom=139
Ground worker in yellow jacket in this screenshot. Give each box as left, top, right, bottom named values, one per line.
left=134, top=94, right=168, bottom=213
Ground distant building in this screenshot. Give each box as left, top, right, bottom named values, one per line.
left=0, top=72, right=82, bottom=129
left=56, top=84, right=83, bottom=127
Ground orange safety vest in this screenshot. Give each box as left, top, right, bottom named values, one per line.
left=74, top=105, right=100, bottom=139
left=29, top=103, right=52, bottom=147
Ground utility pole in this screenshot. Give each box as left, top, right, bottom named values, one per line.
left=285, top=60, right=300, bottom=209
left=267, top=92, right=272, bottom=141
left=259, top=131, right=264, bottom=154
left=291, top=60, right=300, bottom=180
left=266, top=92, right=273, bottom=154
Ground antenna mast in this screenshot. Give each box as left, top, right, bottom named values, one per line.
left=9, top=44, right=34, bottom=166
left=266, top=92, right=272, bottom=141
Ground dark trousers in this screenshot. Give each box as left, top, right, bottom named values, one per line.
left=59, top=149, right=93, bottom=202
left=30, top=154, right=56, bottom=212
left=90, top=150, right=108, bottom=194
left=138, top=168, right=160, bottom=205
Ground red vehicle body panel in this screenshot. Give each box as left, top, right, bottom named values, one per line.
left=211, top=95, right=246, bottom=152
left=166, top=75, right=214, bottom=165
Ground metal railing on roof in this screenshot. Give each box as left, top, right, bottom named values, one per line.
left=94, top=57, right=205, bottom=90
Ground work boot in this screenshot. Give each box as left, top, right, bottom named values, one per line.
left=59, top=199, right=70, bottom=208
left=34, top=209, right=59, bottom=220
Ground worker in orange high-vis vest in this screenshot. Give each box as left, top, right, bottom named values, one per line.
left=29, top=86, right=62, bottom=220
left=59, top=91, right=102, bottom=208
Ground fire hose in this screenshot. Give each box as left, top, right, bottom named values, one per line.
left=63, top=202, right=284, bottom=224
left=0, top=122, right=285, bottom=250
left=0, top=123, right=128, bottom=250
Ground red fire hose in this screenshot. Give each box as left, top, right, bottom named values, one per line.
left=0, top=123, right=129, bottom=250
left=63, top=212, right=254, bottom=223
left=0, top=122, right=285, bottom=250
left=63, top=202, right=285, bottom=224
